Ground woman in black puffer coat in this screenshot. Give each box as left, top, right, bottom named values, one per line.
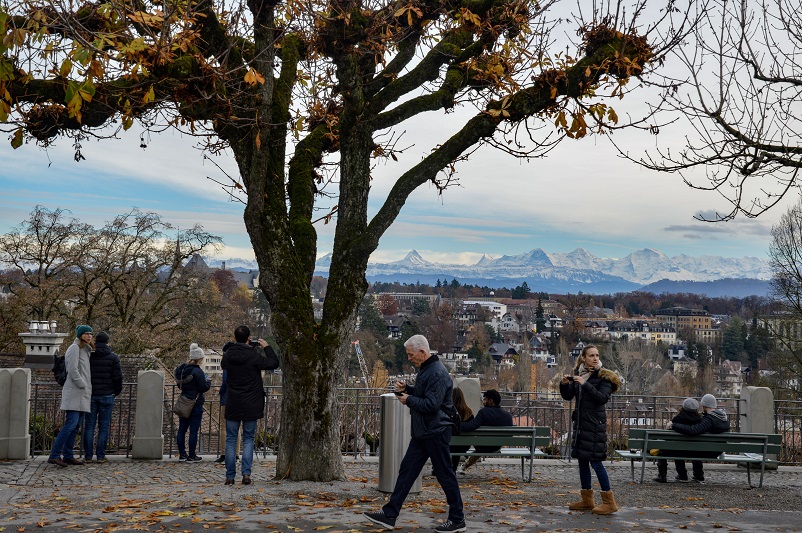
left=560, top=344, right=621, bottom=515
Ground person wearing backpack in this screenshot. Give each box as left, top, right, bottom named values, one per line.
left=48, top=325, right=94, bottom=468
left=174, top=343, right=211, bottom=462
left=83, top=331, right=123, bottom=463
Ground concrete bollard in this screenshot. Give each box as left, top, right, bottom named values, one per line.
left=740, top=386, right=777, bottom=469
left=378, top=393, right=421, bottom=493
left=0, top=368, right=32, bottom=459
left=132, top=370, right=165, bottom=459
left=454, top=377, right=481, bottom=415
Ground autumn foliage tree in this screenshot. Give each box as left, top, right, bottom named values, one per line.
left=0, top=0, right=693, bottom=480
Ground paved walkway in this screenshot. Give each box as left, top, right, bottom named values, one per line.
left=1, top=455, right=802, bottom=532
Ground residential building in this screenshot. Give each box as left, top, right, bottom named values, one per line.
left=463, top=300, right=507, bottom=320
left=654, top=307, right=712, bottom=332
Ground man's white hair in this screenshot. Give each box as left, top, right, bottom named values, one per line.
left=404, top=334, right=430, bottom=354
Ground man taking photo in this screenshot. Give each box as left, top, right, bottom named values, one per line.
left=221, top=325, right=280, bottom=485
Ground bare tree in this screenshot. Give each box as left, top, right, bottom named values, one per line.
left=0, top=207, right=222, bottom=355
left=766, top=200, right=802, bottom=388
left=416, top=301, right=457, bottom=353
left=644, top=0, right=802, bottom=221
left=0, top=206, right=89, bottom=321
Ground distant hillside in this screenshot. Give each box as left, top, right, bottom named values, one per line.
left=639, top=278, right=771, bottom=298
left=364, top=273, right=640, bottom=294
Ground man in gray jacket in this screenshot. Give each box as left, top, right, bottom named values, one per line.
left=364, top=335, right=465, bottom=533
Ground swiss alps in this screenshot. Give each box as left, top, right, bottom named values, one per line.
left=314, top=248, right=772, bottom=296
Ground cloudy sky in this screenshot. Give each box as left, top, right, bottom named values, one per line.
left=1, top=108, right=789, bottom=266
left=1, top=3, right=797, bottom=266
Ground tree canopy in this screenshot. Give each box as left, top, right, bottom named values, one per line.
left=0, top=0, right=694, bottom=481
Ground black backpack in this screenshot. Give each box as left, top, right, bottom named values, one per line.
left=52, top=353, right=67, bottom=387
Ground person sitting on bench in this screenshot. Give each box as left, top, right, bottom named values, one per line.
left=457, top=389, right=512, bottom=474
left=667, top=394, right=730, bottom=484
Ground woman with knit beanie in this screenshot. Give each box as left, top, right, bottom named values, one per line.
left=48, top=325, right=94, bottom=467
left=174, top=343, right=211, bottom=462
left=560, top=344, right=621, bottom=515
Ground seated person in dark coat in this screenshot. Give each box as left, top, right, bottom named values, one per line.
left=667, top=394, right=730, bottom=483
left=457, top=389, right=513, bottom=473
left=654, top=398, right=704, bottom=483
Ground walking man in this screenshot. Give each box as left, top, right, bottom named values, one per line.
left=364, top=334, right=465, bottom=532
left=83, top=331, right=123, bottom=462
left=221, top=325, right=280, bottom=485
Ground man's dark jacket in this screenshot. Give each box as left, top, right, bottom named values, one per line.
left=460, top=404, right=513, bottom=433
left=89, top=342, right=123, bottom=397
left=403, top=354, right=452, bottom=439
left=221, top=342, right=280, bottom=421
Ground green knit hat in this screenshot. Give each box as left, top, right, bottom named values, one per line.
left=75, top=325, right=93, bottom=338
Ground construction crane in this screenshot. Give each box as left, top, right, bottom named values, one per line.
left=351, top=340, right=370, bottom=387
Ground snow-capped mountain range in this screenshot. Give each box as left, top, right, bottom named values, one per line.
left=209, top=248, right=773, bottom=295
left=317, top=248, right=772, bottom=295
left=315, top=248, right=770, bottom=284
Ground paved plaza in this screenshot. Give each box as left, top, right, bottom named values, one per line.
left=1, top=455, right=801, bottom=532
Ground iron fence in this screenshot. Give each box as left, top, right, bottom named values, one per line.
left=27, top=383, right=802, bottom=465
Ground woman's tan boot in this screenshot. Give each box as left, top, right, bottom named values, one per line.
left=592, top=490, right=619, bottom=514
left=568, top=489, right=595, bottom=511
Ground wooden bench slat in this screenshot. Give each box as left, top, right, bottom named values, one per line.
left=448, top=426, right=551, bottom=482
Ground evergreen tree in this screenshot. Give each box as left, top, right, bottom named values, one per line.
left=358, top=296, right=388, bottom=338
left=535, top=299, right=546, bottom=333
left=722, top=316, right=747, bottom=362
left=392, top=322, right=421, bottom=372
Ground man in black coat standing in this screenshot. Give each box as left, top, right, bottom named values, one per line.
left=221, top=325, right=279, bottom=485
left=83, top=331, right=123, bottom=463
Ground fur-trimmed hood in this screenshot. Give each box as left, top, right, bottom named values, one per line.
left=598, top=368, right=621, bottom=393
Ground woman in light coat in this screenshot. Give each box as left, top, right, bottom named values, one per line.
left=48, top=325, right=93, bottom=467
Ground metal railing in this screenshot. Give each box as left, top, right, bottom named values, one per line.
left=27, top=383, right=802, bottom=465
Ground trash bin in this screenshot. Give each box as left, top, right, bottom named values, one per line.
left=378, top=393, right=422, bottom=493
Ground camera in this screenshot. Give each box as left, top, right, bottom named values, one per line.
left=565, top=375, right=575, bottom=381
left=394, top=391, right=404, bottom=396
left=249, top=340, right=259, bottom=347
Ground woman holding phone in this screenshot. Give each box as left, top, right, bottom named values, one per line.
left=560, top=344, right=620, bottom=515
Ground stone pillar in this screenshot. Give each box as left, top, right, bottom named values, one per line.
left=455, top=377, right=481, bottom=416
left=132, top=370, right=165, bottom=459
left=0, top=368, right=32, bottom=459
left=740, top=386, right=776, bottom=469
left=740, top=386, right=774, bottom=434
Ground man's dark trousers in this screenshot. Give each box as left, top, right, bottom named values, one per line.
left=382, top=429, right=464, bottom=523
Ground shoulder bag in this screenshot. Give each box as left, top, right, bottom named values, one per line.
left=172, top=393, right=196, bottom=418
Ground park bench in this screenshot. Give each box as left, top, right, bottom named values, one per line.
left=450, top=426, right=550, bottom=482
left=615, top=428, right=782, bottom=487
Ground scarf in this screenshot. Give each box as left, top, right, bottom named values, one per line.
left=577, top=360, right=603, bottom=381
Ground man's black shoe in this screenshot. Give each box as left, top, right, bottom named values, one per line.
left=434, top=519, right=467, bottom=532
left=653, top=475, right=667, bottom=483
left=363, top=510, right=396, bottom=530
left=214, top=455, right=225, bottom=463
left=674, top=475, right=689, bottom=483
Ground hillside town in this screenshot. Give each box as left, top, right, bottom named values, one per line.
left=345, top=284, right=800, bottom=401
